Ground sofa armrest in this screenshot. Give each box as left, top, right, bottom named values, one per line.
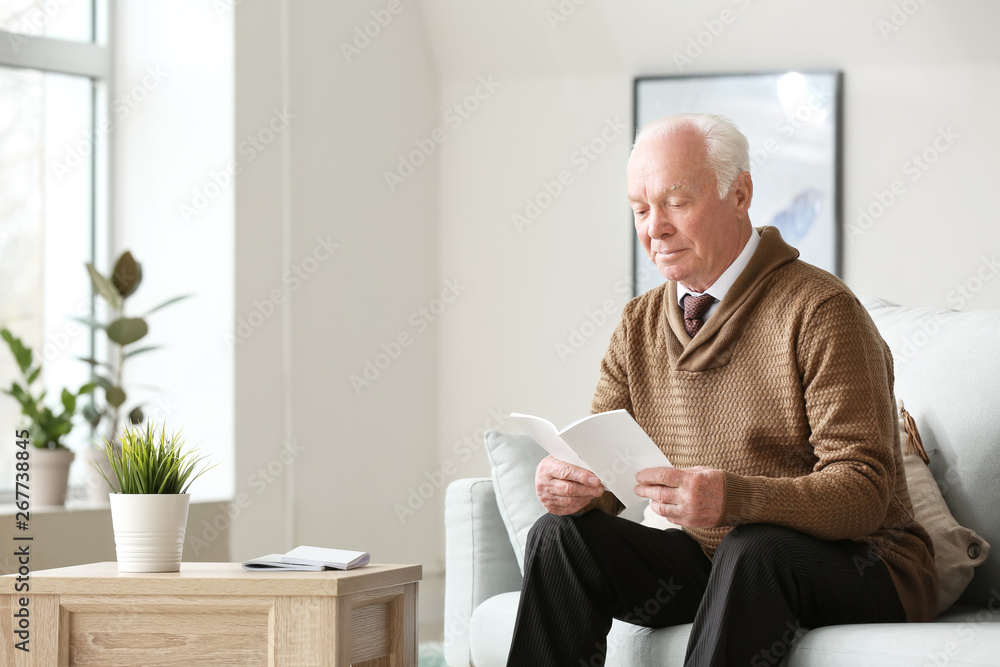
left=444, top=477, right=523, bottom=667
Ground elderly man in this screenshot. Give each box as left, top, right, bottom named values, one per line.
left=505, top=113, right=937, bottom=666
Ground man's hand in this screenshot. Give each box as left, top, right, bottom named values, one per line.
left=635, top=466, right=725, bottom=528
left=535, top=456, right=605, bottom=515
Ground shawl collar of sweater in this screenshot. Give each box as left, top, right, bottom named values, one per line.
left=664, top=225, right=799, bottom=371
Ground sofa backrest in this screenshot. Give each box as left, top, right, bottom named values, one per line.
left=863, top=295, right=1000, bottom=607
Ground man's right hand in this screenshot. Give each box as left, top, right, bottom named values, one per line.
left=535, top=455, right=605, bottom=515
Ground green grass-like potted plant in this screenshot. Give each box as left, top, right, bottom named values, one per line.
left=97, top=420, right=215, bottom=572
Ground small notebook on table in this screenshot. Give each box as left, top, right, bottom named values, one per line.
left=242, top=545, right=371, bottom=571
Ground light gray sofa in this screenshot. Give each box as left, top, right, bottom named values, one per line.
left=444, top=296, right=1000, bottom=666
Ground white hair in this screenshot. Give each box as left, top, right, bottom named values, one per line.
left=632, top=113, right=750, bottom=199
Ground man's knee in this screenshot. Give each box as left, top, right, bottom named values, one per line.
left=714, top=524, right=804, bottom=569
left=525, top=510, right=613, bottom=554
left=526, top=512, right=577, bottom=550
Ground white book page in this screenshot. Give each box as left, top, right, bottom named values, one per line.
left=508, top=409, right=672, bottom=508
left=508, top=413, right=591, bottom=471
left=280, top=546, right=370, bottom=569
left=560, top=409, right=673, bottom=508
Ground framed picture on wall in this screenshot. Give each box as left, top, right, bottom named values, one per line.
left=632, top=71, right=843, bottom=296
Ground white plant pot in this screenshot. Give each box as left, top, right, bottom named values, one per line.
left=78, top=446, right=120, bottom=503
left=109, top=494, right=191, bottom=573
left=31, top=448, right=75, bottom=507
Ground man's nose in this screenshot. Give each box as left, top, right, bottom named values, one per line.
left=646, top=207, right=675, bottom=238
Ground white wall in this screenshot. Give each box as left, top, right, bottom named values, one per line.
left=233, top=0, right=443, bottom=638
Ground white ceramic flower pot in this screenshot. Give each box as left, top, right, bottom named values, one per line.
left=78, top=446, right=120, bottom=503
left=31, top=448, right=75, bottom=507
left=109, top=494, right=191, bottom=572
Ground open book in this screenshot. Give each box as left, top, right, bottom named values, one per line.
left=242, top=546, right=370, bottom=571
left=508, top=409, right=672, bottom=508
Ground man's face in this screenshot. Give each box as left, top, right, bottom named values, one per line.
left=627, top=127, right=750, bottom=293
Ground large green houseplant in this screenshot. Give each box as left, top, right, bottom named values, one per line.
left=1, top=328, right=96, bottom=506
left=78, top=250, right=191, bottom=438
left=96, top=420, right=214, bottom=572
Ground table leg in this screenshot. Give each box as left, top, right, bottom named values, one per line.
left=384, top=582, right=418, bottom=667
left=0, top=594, right=63, bottom=666
left=271, top=595, right=351, bottom=666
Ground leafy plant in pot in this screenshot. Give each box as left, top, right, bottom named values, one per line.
left=96, top=420, right=215, bottom=572
left=2, top=328, right=96, bottom=506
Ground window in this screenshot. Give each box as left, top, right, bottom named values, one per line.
left=0, top=0, right=110, bottom=494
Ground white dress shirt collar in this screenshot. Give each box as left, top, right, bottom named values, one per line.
left=677, top=227, right=761, bottom=314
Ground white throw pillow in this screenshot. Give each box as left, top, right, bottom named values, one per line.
left=484, top=431, right=548, bottom=574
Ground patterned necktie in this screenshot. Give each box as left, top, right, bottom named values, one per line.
left=683, top=293, right=716, bottom=337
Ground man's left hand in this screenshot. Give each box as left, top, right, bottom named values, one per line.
left=635, top=466, right=725, bottom=528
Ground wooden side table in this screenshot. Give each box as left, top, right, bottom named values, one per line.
left=0, top=561, right=421, bottom=666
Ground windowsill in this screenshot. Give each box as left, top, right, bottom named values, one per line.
left=0, top=493, right=234, bottom=516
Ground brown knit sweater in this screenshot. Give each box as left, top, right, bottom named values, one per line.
left=589, top=226, right=938, bottom=622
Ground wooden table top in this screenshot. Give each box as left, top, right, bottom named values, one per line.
left=0, top=561, right=422, bottom=597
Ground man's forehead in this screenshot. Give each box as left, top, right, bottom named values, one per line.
left=626, top=183, right=698, bottom=203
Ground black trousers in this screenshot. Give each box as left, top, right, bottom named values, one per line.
left=506, top=511, right=906, bottom=667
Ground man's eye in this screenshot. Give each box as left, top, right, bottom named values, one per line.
left=633, top=209, right=648, bottom=217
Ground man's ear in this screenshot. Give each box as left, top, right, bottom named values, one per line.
left=732, top=171, right=753, bottom=216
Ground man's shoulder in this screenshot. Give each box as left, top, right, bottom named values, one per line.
left=768, top=261, right=881, bottom=344
left=770, top=259, right=859, bottom=311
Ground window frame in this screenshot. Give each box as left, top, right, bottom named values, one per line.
left=0, top=0, right=113, bottom=500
